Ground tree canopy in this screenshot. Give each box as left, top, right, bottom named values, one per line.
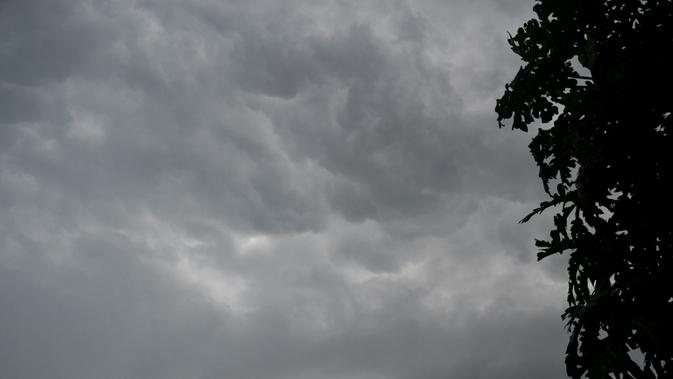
left=496, top=0, right=673, bottom=377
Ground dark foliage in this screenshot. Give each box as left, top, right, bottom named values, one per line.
left=496, top=0, right=673, bottom=377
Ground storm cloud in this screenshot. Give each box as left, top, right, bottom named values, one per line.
left=1, top=0, right=569, bottom=378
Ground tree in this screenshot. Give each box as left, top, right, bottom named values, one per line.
left=496, top=0, right=673, bottom=377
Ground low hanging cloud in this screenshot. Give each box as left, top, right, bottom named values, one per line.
left=1, top=0, right=569, bottom=378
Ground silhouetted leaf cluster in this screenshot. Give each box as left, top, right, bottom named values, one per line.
left=496, top=1, right=673, bottom=377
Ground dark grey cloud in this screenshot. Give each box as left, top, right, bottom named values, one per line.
left=0, top=0, right=567, bottom=378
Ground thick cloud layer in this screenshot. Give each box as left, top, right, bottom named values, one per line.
left=1, top=0, right=569, bottom=378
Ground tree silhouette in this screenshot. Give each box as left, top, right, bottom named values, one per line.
left=496, top=0, right=673, bottom=377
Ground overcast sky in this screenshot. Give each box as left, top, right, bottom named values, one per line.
left=0, top=1, right=571, bottom=378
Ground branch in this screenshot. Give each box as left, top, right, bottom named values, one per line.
left=569, top=75, right=594, bottom=81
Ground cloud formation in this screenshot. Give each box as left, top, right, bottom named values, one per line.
left=1, top=0, right=568, bottom=378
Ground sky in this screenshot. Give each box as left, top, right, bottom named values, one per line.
left=0, top=1, right=570, bottom=378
